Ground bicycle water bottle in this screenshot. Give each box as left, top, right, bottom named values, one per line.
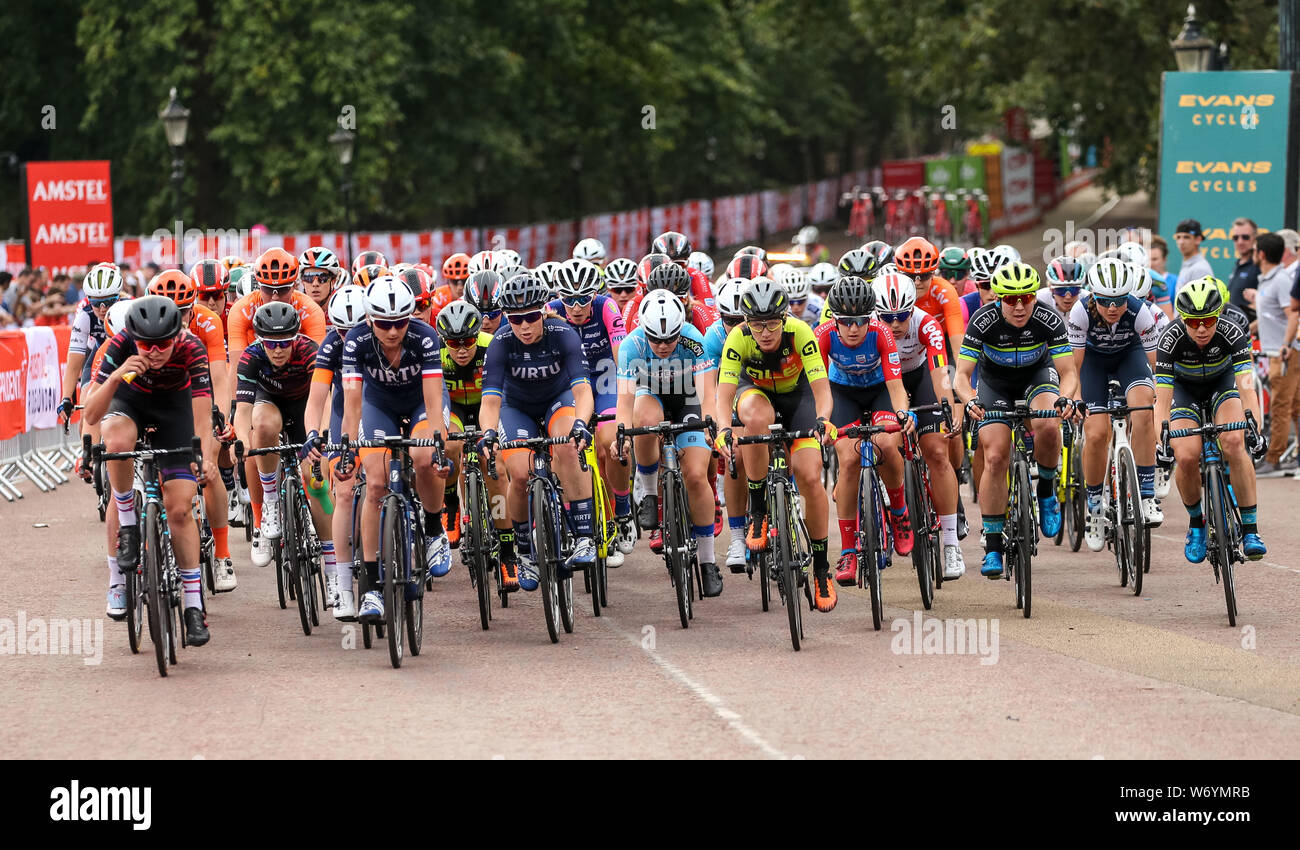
left=306, top=463, right=334, bottom=514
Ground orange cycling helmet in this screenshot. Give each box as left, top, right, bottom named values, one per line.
left=220, top=255, right=245, bottom=271
left=353, top=263, right=390, bottom=288
left=442, top=253, right=471, bottom=283
left=254, top=247, right=299, bottom=286
left=148, top=269, right=198, bottom=308
left=189, top=259, right=228, bottom=295
left=894, top=237, right=939, bottom=275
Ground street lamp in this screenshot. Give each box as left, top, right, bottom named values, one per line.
left=1171, top=4, right=1215, bottom=72
left=158, top=87, right=189, bottom=234
left=329, top=126, right=355, bottom=267
left=706, top=137, right=718, bottom=253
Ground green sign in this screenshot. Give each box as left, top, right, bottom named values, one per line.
left=925, top=156, right=986, bottom=192
left=1158, top=70, right=1293, bottom=280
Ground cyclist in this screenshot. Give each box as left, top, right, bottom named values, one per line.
left=192, top=258, right=230, bottom=326
left=939, top=246, right=972, bottom=295
left=862, top=239, right=894, bottom=269
left=1155, top=278, right=1266, bottom=561
left=626, top=261, right=718, bottom=336
left=899, top=237, right=964, bottom=363
left=1070, top=259, right=1163, bottom=551
left=616, top=290, right=722, bottom=594
left=59, top=263, right=121, bottom=475
left=816, top=248, right=883, bottom=326
left=574, top=237, right=608, bottom=269
left=424, top=252, right=468, bottom=319
left=335, top=277, right=453, bottom=621
left=815, top=277, right=914, bottom=584
left=303, top=284, right=367, bottom=619
left=703, top=278, right=752, bottom=572
left=714, top=278, right=839, bottom=612
left=465, top=269, right=505, bottom=335
left=873, top=272, right=965, bottom=578
left=652, top=231, right=717, bottom=309
left=1037, top=256, right=1087, bottom=321
left=806, top=262, right=839, bottom=317
left=777, top=266, right=818, bottom=325
left=960, top=251, right=998, bottom=322
left=1213, top=276, right=1251, bottom=336
left=954, top=262, right=1081, bottom=578
left=686, top=251, right=714, bottom=281
left=84, top=295, right=217, bottom=644
left=299, top=247, right=344, bottom=316
left=478, top=273, right=597, bottom=590
left=352, top=250, right=388, bottom=275
left=604, top=257, right=640, bottom=315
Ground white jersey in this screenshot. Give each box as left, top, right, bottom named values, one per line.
left=1035, top=287, right=1068, bottom=321
left=68, top=303, right=104, bottom=357
left=1066, top=294, right=1159, bottom=354
left=893, top=307, right=948, bottom=373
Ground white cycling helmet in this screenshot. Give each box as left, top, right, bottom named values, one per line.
left=494, top=249, right=524, bottom=278
left=389, top=262, right=415, bottom=277
left=104, top=297, right=133, bottom=335
left=778, top=266, right=810, bottom=300
left=876, top=262, right=899, bottom=279
left=533, top=260, right=561, bottom=291
left=364, top=276, right=416, bottom=319
left=234, top=269, right=256, bottom=298
left=604, top=257, right=638, bottom=289
left=468, top=250, right=496, bottom=274
left=1086, top=258, right=1136, bottom=298
left=554, top=258, right=601, bottom=298
left=573, top=238, right=607, bottom=264
left=993, top=244, right=1021, bottom=264
left=807, top=262, right=839, bottom=290
left=638, top=290, right=687, bottom=342
left=686, top=251, right=714, bottom=278
left=1115, top=241, right=1150, bottom=269
left=83, top=263, right=123, bottom=299
left=968, top=247, right=1007, bottom=282
left=795, top=225, right=819, bottom=245
left=715, top=278, right=744, bottom=318
left=767, top=262, right=793, bottom=283
left=1131, top=269, right=1155, bottom=300
left=328, top=284, right=368, bottom=330
left=872, top=271, right=917, bottom=314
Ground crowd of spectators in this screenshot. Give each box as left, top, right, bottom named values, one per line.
left=0, top=262, right=154, bottom=330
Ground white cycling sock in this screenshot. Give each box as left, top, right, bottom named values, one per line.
left=695, top=528, right=715, bottom=564
left=113, top=489, right=137, bottom=526
left=108, top=555, right=122, bottom=585
left=940, top=514, right=958, bottom=546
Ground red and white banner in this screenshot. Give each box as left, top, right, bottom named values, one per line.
left=3, top=241, right=26, bottom=275
left=26, top=161, right=114, bottom=274
left=1001, top=146, right=1036, bottom=222
left=0, top=326, right=71, bottom=440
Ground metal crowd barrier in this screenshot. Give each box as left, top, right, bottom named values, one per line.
left=0, top=427, right=79, bottom=501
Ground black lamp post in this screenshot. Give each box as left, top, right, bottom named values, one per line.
left=1171, top=5, right=1215, bottom=72
left=329, top=126, right=355, bottom=267
left=570, top=153, right=584, bottom=236
left=158, top=87, right=190, bottom=234
left=706, top=136, right=718, bottom=254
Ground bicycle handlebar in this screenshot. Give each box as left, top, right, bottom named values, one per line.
left=1166, top=420, right=1252, bottom=440
left=446, top=429, right=500, bottom=479
left=494, top=433, right=589, bottom=473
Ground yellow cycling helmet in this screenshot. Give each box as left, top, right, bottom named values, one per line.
left=1174, top=276, right=1225, bottom=319
left=990, top=261, right=1040, bottom=296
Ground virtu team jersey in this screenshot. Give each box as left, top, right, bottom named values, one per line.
left=236, top=336, right=318, bottom=403
left=1066, top=295, right=1158, bottom=355
left=69, top=303, right=107, bottom=358
left=441, top=331, right=496, bottom=407
left=94, top=331, right=212, bottom=400
left=312, top=327, right=347, bottom=421
left=815, top=317, right=902, bottom=388
left=1154, top=319, right=1252, bottom=388
left=341, top=319, right=443, bottom=403
left=891, top=308, right=948, bottom=374
left=916, top=276, right=965, bottom=339
left=617, top=324, right=716, bottom=398
left=547, top=294, right=626, bottom=382
left=718, top=316, right=827, bottom=394
left=960, top=302, right=1071, bottom=381
left=188, top=304, right=227, bottom=366
left=481, top=318, right=590, bottom=411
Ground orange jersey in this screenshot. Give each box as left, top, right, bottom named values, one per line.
left=428, top=284, right=459, bottom=322
left=89, top=339, right=109, bottom=387
left=188, top=303, right=227, bottom=365
left=226, top=290, right=328, bottom=367
left=915, top=276, right=965, bottom=340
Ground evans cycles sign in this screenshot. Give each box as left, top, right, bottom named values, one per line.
left=25, top=161, right=114, bottom=272
left=1158, top=71, right=1293, bottom=280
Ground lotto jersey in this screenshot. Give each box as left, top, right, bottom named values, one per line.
left=890, top=308, right=948, bottom=374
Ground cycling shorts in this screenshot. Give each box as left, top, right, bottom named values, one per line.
left=828, top=381, right=896, bottom=431
left=104, top=392, right=196, bottom=483
left=253, top=388, right=309, bottom=444
left=1170, top=370, right=1238, bottom=425
left=901, top=367, right=944, bottom=436
left=449, top=401, right=479, bottom=434
left=975, top=364, right=1060, bottom=432
left=638, top=393, right=711, bottom=451
left=735, top=377, right=818, bottom=452
left=1079, top=348, right=1154, bottom=413
left=500, top=391, right=575, bottom=459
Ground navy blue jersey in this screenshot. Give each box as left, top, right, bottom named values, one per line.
left=236, top=336, right=318, bottom=403
left=482, top=318, right=590, bottom=413
left=313, top=328, right=346, bottom=421
left=341, top=318, right=443, bottom=405
left=959, top=302, right=1071, bottom=380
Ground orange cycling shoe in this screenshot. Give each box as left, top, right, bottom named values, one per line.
left=745, top=515, right=769, bottom=551
left=812, top=570, right=838, bottom=612
left=444, top=509, right=462, bottom=548
left=500, top=558, right=519, bottom=590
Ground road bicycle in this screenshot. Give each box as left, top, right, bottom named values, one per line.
left=95, top=435, right=206, bottom=678
left=582, top=413, right=617, bottom=616
left=1091, top=380, right=1152, bottom=595
left=343, top=462, right=386, bottom=650
left=980, top=403, right=1063, bottom=619
left=618, top=417, right=715, bottom=629
left=1053, top=420, right=1086, bottom=551
left=446, top=428, right=510, bottom=630
left=902, top=401, right=953, bottom=610
left=1162, top=406, right=1261, bottom=626
left=839, top=419, right=902, bottom=630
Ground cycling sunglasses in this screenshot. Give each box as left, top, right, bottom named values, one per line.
left=506, top=310, right=544, bottom=325
left=609, top=285, right=637, bottom=295
left=878, top=310, right=913, bottom=324
left=372, top=318, right=409, bottom=332
left=721, top=315, right=744, bottom=328
left=646, top=334, right=680, bottom=348
left=835, top=315, right=872, bottom=328
left=444, top=336, right=478, bottom=349
left=300, top=270, right=334, bottom=285
left=481, top=310, right=502, bottom=321
left=1000, top=293, right=1035, bottom=307
left=1184, top=315, right=1218, bottom=330
left=259, top=284, right=294, bottom=297
left=561, top=295, right=593, bottom=308
left=89, top=296, right=118, bottom=308
left=1050, top=285, right=1082, bottom=297
left=257, top=336, right=297, bottom=350
left=747, top=318, right=784, bottom=334
left=135, top=337, right=175, bottom=353
left=1093, top=295, right=1128, bottom=308
left=976, top=281, right=992, bottom=291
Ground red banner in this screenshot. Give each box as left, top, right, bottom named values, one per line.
left=882, top=160, right=925, bottom=191
left=26, top=161, right=114, bottom=273
left=0, top=326, right=72, bottom=440
left=0, top=331, right=27, bottom=440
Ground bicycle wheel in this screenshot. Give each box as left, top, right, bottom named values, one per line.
left=201, top=515, right=216, bottom=594
left=406, top=532, right=424, bottom=657
left=243, top=503, right=253, bottom=541
left=1207, top=468, right=1237, bottom=626
left=380, top=494, right=406, bottom=668
left=302, top=496, right=322, bottom=628
left=1068, top=444, right=1086, bottom=552
left=559, top=551, right=575, bottom=635
left=905, top=461, right=934, bottom=610
left=143, top=502, right=170, bottom=677
left=1053, top=447, right=1067, bottom=547
left=664, top=472, right=691, bottom=629
left=1117, top=446, right=1143, bottom=595
left=1014, top=459, right=1034, bottom=619
left=531, top=479, right=561, bottom=644
left=858, top=467, right=883, bottom=632
left=285, top=486, right=313, bottom=636
left=758, top=548, right=771, bottom=612
left=771, top=483, right=801, bottom=651
left=465, top=472, right=493, bottom=630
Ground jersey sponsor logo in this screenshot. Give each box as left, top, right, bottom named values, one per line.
left=511, top=362, right=563, bottom=381
left=887, top=351, right=900, bottom=365
left=800, top=340, right=817, bottom=357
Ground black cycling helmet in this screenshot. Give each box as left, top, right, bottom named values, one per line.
left=645, top=262, right=692, bottom=297
left=252, top=301, right=302, bottom=336
left=435, top=300, right=483, bottom=340
left=739, top=277, right=789, bottom=320
left=827, top=276, right=876, bottom=316
left=862, top=240, right=894, bottom=267
left=497, top=272, right=550, bottom=310
left=652, top=231, right=692, bottom=261
left=125, top=295, right=183, bottom=342
left=838, top=248, right=881, bottom=280
left=465, top=270, right=503, bottom=313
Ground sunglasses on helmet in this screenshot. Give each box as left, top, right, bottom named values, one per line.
left=372, top=318, right=409, bottom=332
left=257, top=336, right=297, bottom=350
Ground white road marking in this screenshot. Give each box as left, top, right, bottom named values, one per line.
left=1080, top=194, right=1122, bottom=229
left=600, top=616, right=788, bottom=759
left=1151, top=532, right=1300, bottom=574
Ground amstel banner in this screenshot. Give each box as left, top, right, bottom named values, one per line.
left=25, top=161, right=114, bottom=273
